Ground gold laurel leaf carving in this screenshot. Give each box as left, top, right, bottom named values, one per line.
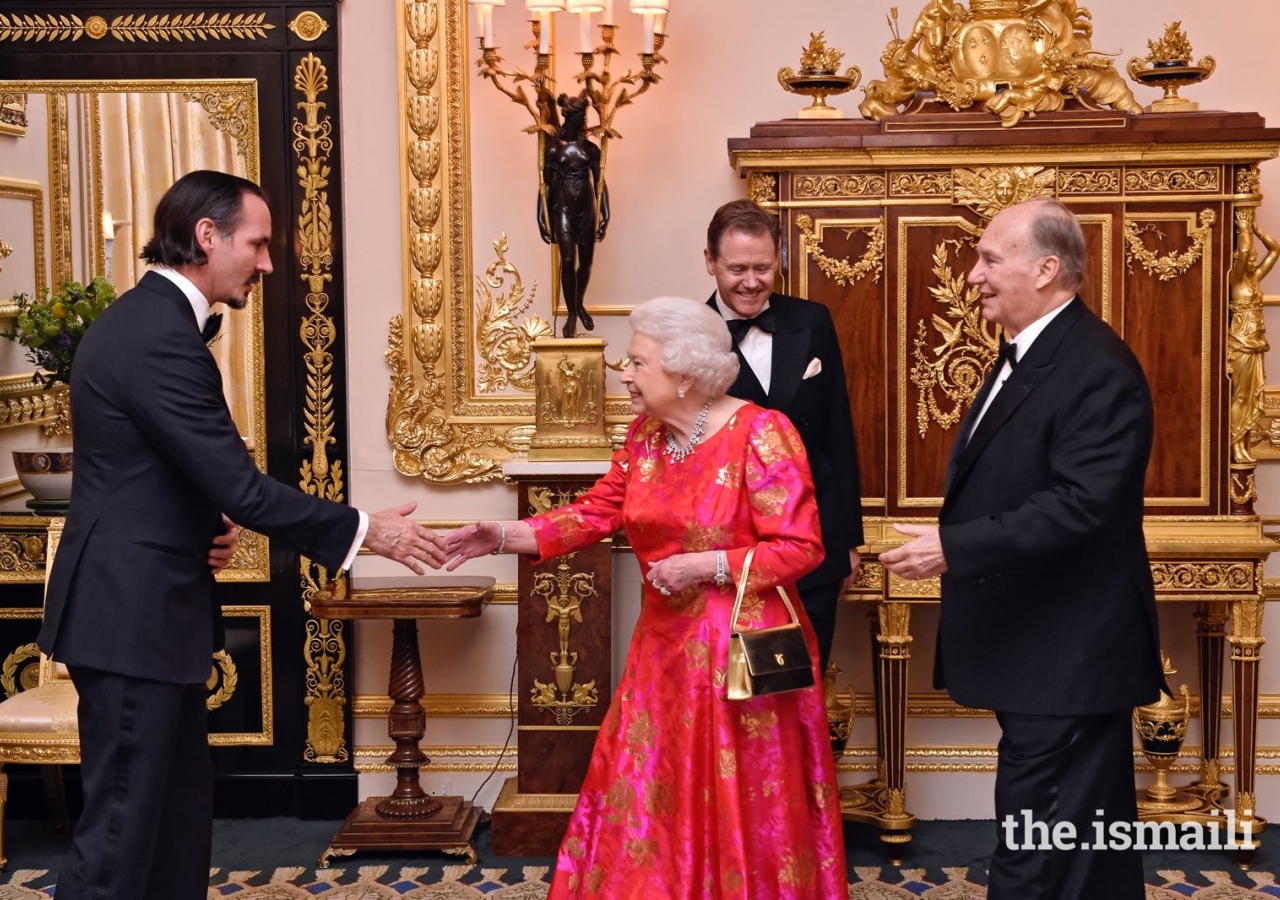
left=796, top=214, right=884, bottom=287
left=910, top=238, right=997, bottom=438
left=1124, top=209, right=1216, bottom=282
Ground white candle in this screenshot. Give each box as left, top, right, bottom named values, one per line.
left=101, top=212, right=114, bottom=241
left=654, top=9, right=666, bottom=34
left=642, top=10, right=654, bottom=53
left=602, top=0, right=613, bottom=24
left=539, top=10, right=551, bottom=53
left=578, top=10, right=592, bottom=52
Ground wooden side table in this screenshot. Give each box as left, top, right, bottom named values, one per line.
left=309, top=575, right=493, bottom=866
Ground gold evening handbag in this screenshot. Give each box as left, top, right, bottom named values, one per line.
left=726, top=546, right=816, bottom=701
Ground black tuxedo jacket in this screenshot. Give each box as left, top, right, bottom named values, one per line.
left=935, top=297, right=1165, bottom=715
left=39, top=271, right=360, bottom=684
left=710, top=292, right=863, bottom=588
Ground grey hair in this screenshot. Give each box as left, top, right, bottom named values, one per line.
left=629, top=296, right=740, bottom=398
left=1021, top=198, right=1087, bottom=292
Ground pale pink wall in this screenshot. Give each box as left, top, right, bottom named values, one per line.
left=340, top=0, right=1280, bottom=817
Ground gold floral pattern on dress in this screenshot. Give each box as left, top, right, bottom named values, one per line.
left=683, top=522, right=731, bottom=553
left=604, top=775, right=637, bottom=822
left=585, top=866, right=607, bottom=892
left=667, top=586, right=707, bottom=617
left=748, top=419, right=789, bottom=465
left=813, top=779, right=835, bottom=811
left=684, top=639, right=711, bottom=671
left=626, top=709, right=657, bottom=751
left=626, top=837, right=660, bottom=866
left=733, top=590, right=765, bottom=627
left=645, top=780, right=675, bottom=817
left=563, top=835, right=586, bottom=858
left=749, top=483, right=788, bottom=518
left=779, top=850, right=818, bottom=887
left=718, top=747, right=737, bottom=779
left=741, top=709, right=779, bottom=739
left=716, top=461, right=741, bottom=487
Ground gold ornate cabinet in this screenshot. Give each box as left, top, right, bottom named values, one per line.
left=729, top=109, right=1280, bottom=859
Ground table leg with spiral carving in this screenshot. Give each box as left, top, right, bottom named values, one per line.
left=375, top=619, right=441, bottom=818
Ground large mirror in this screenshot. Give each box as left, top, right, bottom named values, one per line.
left=0, top=80, right=268, bottom=578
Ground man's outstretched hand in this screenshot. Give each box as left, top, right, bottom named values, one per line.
left=364, top=502, right=448, bottom=575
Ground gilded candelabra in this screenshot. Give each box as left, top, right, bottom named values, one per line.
left=1128, top=22, right=1215, bottom=113
left=471, top=0, right=671, bottom=336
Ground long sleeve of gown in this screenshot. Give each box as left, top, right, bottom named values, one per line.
left=730, top=409, right=824, bottom=593
left=526, top=443, right=630, bottom=562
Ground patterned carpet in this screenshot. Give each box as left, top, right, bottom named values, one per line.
left=1, top=818, right=1278, bottom=897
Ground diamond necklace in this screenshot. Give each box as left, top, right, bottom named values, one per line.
left=664, top=400, right=712, bottom=463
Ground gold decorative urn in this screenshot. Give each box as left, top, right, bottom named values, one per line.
left=1127, top=22, right=1216, bottom=113
left=778, top=32, right=861, bottom=120
left=1133, top=653, right=1197, bottom=812
left=824, top=661, right=856, bottom=758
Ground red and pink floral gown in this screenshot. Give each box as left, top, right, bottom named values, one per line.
left=528, top=403, right=847, bottom=899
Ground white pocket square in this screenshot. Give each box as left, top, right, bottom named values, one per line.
left=803, top=357, right=822, bottom=379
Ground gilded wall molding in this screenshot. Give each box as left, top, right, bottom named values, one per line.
left=291, top=52, right=349, bottom=765
left=207, top=605, right=273, bottom=746
left=0, top=177, right=45, bottom=305
left=389, top=0, right=630, bottom=484
left=0, top=92, right=27, bottom=135
left=47, top=93, right=72, bottom=287
left=474, top=235, right=551, bottom=394
left=0, top=12, right=275, bottom=43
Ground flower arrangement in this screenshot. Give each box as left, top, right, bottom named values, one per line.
left=1, top=276, right=115, bottom=389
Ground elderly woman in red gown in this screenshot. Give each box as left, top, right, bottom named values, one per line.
left=447, top=296, right=846, bottom=899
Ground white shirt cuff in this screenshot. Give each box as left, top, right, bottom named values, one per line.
left=339, top=509, right=369, bottom=572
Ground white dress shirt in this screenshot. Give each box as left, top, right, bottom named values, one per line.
left=151, top=267, right=368, bottom=569
left=968, top=298, right=1073, bottom=438
left=715, top=294, right=773, bottom=394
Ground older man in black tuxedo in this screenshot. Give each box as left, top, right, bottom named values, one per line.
left=704, top=199, right=863, bottom=673
left=882, top=199, right=1164, bottom=900
left=39, top=170, right=450, bottom=900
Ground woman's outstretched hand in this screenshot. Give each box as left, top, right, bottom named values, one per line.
left=446, top=521, right=502, bottom=570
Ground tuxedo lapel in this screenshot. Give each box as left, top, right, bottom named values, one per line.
left=766, top=310, right=810, bottom=410
left=949, top=298, right=1086, bottom=488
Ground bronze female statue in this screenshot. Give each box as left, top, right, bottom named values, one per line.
left=538, top=92, right=610, bottom=338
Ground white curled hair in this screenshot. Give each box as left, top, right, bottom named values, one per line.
left=629, top=296, right=740, bottom=398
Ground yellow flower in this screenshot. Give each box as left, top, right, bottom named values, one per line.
left=51, top=302, right=66, bottom=319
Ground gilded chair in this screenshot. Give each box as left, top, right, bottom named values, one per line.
left=0, top=518, right=78, bottom=870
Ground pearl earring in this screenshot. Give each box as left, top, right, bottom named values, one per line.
left=677, top=389, right=686, bottom=399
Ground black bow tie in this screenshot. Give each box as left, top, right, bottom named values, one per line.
left=725, top=307, right=776, bottom=344
left=996, top=338, right=1018, bottom=370
left=201, top=313, right=222, bottom=344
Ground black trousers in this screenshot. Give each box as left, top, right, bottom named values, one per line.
left=57, top=666, right=212, bottom=900
left=989, top=710, right=1144, bottom=900
left=798, top=577, right=841, bottom=676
